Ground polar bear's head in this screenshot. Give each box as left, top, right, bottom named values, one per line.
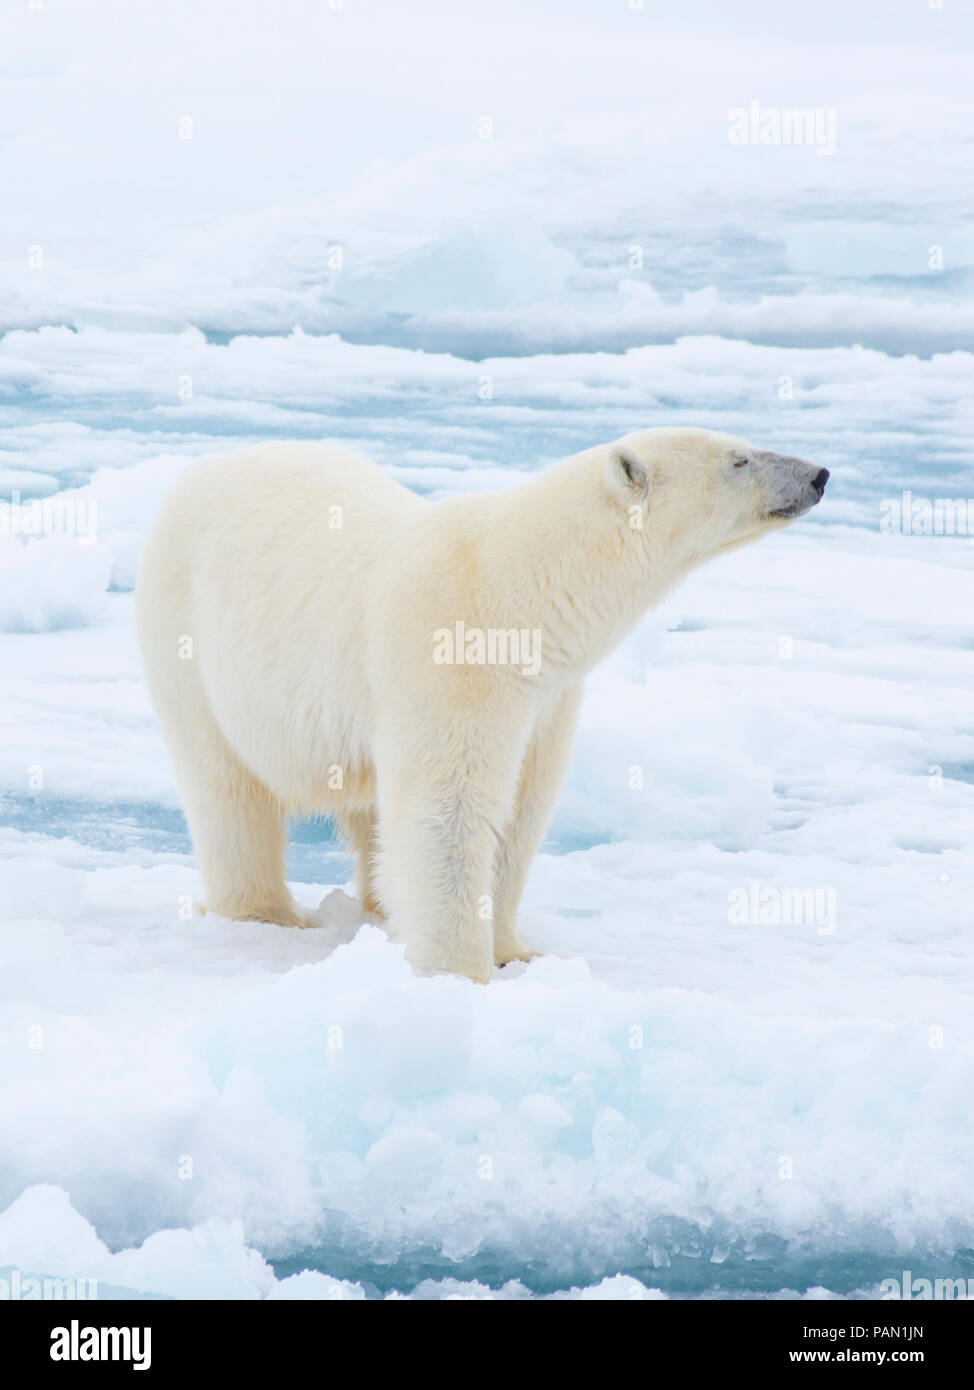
left=603, top=426, right=828, bottom=565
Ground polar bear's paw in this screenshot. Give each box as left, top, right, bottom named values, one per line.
left=205, top=900, right=313, bottom=929
left=270, top=905, right=315, bottom=930
left=494, top=941, right=543, bottom=968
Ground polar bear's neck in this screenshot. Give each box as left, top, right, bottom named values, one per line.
left=475, top=452, right=694, bottom=682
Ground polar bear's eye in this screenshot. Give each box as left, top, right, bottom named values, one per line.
left=732, top=455, right=749, bottom=469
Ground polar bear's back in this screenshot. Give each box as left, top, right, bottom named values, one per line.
left=142, top=440, right=421, bottom=620
left=136, top=441, right=423, bottom=805
left=180, top=439, right=419, bottom=528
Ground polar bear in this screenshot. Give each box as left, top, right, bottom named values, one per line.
left=136, top=428, right=827, bottom=981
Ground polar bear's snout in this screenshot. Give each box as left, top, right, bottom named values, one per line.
left=760, top=451, right=829, bottom=519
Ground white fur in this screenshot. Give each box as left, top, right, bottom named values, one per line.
left=136, top=428, right=824, bottom=980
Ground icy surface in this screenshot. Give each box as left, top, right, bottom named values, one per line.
left=1, top=0, right=973, bottom=1299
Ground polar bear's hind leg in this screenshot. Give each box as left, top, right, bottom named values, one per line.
left=339, top=806, right=386, bottom=918
left=167, top=710, right=306, bottom=928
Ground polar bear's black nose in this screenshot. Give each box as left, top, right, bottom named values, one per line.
left=811, top=468, right=829, bottom=496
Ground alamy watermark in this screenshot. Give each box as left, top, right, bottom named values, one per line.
left=728, top=879, right=837, bottom=935
left=880, top=1270, right=973, bottom=1300
left=433, top=620, right=542, bottom=677
left=728, top=101, right=837, bottom=156
left=0, top=491, right=98, bottom=544
left=0, top=1269, right=98, bottom=1300
left=880, top=491, right=974, bottom=536
left=50, top=1319, right=150, bottom=1371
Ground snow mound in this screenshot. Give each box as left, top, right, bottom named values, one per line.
left=0, top=538, right=111, bottom=633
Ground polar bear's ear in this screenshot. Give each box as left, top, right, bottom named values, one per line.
left=606, top=444, right=649, bottom=498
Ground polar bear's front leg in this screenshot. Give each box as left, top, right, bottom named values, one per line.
left=374, top=789, right=501, bottom=982
left=373, top=723, right=530, bottom=982
left=492, top=684, right=584, bottom=966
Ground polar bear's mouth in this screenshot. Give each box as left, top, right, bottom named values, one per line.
left=767, top=502, right=813, bottom=518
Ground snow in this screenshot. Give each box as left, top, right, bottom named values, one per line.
left=1, top=0, right=973, bottom=1301
left=0, top=538, right=111, bottom=633
left=2, top=515, right=972, bottom=1297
